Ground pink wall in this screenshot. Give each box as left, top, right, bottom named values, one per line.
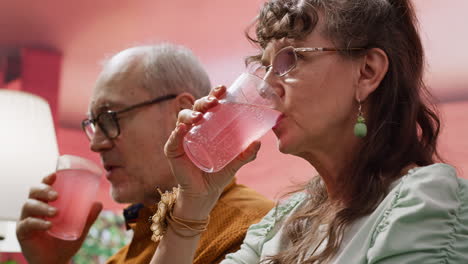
left=438, top=101, right=468, bottom=177
left=20, top=48, right=61, bottom=126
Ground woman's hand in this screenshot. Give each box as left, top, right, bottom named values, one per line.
left=164, top=85, right=262, bottom=219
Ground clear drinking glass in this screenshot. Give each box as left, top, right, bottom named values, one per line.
left=46, top=154, right=102, bottom=240
left=183, top=73, right=281, bottom=173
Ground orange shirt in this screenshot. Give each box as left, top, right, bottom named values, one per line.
left=106, top=180, right=274, bottom=264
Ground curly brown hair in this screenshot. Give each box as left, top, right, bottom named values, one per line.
left=246, top=0, right=443, bottom=263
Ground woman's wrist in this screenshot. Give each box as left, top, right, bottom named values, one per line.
left=172, top=192, right=219, bottom=220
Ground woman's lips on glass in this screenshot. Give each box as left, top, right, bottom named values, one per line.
left=273, top=114, right=285, bottom=129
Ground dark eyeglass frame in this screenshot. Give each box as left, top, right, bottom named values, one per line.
left=264, top=46, right=366, bottom=77
left=81, top=94, right=178, bottom=140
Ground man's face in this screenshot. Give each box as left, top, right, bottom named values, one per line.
left=87, top=63, right=178, bottom=205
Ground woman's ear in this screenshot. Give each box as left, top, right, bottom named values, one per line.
left=355, top=48, right=389, bottom=102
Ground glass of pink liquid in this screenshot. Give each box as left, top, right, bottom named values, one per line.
left=183, top=73, right=281, bottom=173
left=46, top=155, right=102, bottom=240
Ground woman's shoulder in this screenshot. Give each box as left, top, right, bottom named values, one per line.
left=399, top=163, right=465, bottom=197
left=367, top=163, right=468, bottom=263
left=397, top=163, right=468, bottom=206
left=246, top=191, right=307, bottom=236
left=387, top=162, right=468, bottom=226
left=404, top=162, right=461, bottom=183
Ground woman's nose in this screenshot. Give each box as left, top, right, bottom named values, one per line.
left=264, top=70, right=285, bottom=99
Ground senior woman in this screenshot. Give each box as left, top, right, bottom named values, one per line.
left=151, top=0, right=468, bottom=263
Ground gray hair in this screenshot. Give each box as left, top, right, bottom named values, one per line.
left=103, top=43, right=211, bottom=99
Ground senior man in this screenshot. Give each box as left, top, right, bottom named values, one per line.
left=16, top=43, right=273, bottom=263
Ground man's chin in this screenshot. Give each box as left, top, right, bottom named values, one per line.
left=110, top=187, right=135, bottom=204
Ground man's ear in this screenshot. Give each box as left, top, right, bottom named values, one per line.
left=173, top=92, right=195, bottom=113
left=355, top=48, right=389, bottom=102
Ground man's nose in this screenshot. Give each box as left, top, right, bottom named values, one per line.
left=89, top=128, right=113, bottom=152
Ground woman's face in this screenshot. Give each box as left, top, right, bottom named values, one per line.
left=262, top=24, right=360, bottom=157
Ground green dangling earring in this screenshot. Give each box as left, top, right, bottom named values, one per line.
left=354, top=99, right=367, bottom=138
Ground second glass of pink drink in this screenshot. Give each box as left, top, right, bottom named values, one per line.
left=183, top=73, right=281, bottom=173
left=46, top=154, right=102, bottom=240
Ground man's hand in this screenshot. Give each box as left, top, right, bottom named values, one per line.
left=16, top=173, right=102, bottom=264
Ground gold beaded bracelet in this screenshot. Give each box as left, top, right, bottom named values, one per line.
left=150, top=186, right=210, bottom=242
left=150, top=187, right=179, bottom=242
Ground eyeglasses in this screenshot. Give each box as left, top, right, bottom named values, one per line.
left=257, top=46, right=366, bottom=77
left=81, top=94, right=178, bottom=141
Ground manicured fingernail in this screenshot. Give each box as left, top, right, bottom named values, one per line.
left=214, top=86, right=222, bottom=91
left=207, top=96, right=216, bottom=102
left=43, top=221, right=52, bottom=228
left=191, top=112, right=201, bottom=118
left=48, top=191, right=57, bottom=199
left=48, top=207, right=57, bottom=216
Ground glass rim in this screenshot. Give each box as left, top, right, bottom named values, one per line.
left=56, top=154, right=103, bottom=176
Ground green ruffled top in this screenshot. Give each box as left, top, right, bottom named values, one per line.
left=222, top=163, right=468, bottom=264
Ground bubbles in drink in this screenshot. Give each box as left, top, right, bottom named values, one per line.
left=184, top=101, right=280, bottom=172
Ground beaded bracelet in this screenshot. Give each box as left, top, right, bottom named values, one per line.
left=150, top=186, right=210, bottom=242
left=150, top=187, right=179, bottom=242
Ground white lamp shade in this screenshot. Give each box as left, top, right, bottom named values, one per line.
left=0, top=89, right=59, bottom=221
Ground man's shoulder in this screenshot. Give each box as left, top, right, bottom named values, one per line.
left=215, top=183, right=274, bottom=219
left=195, top=183, right=274, bottom=263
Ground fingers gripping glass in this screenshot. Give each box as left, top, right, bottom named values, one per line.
left=81, top=94, right=177, bottom=140
left=258, top=46, right=365, bottom=77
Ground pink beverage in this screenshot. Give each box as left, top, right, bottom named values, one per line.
left=47, top=168, right=100, bottom=240
left=184, top=101, right=280, bottom=172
